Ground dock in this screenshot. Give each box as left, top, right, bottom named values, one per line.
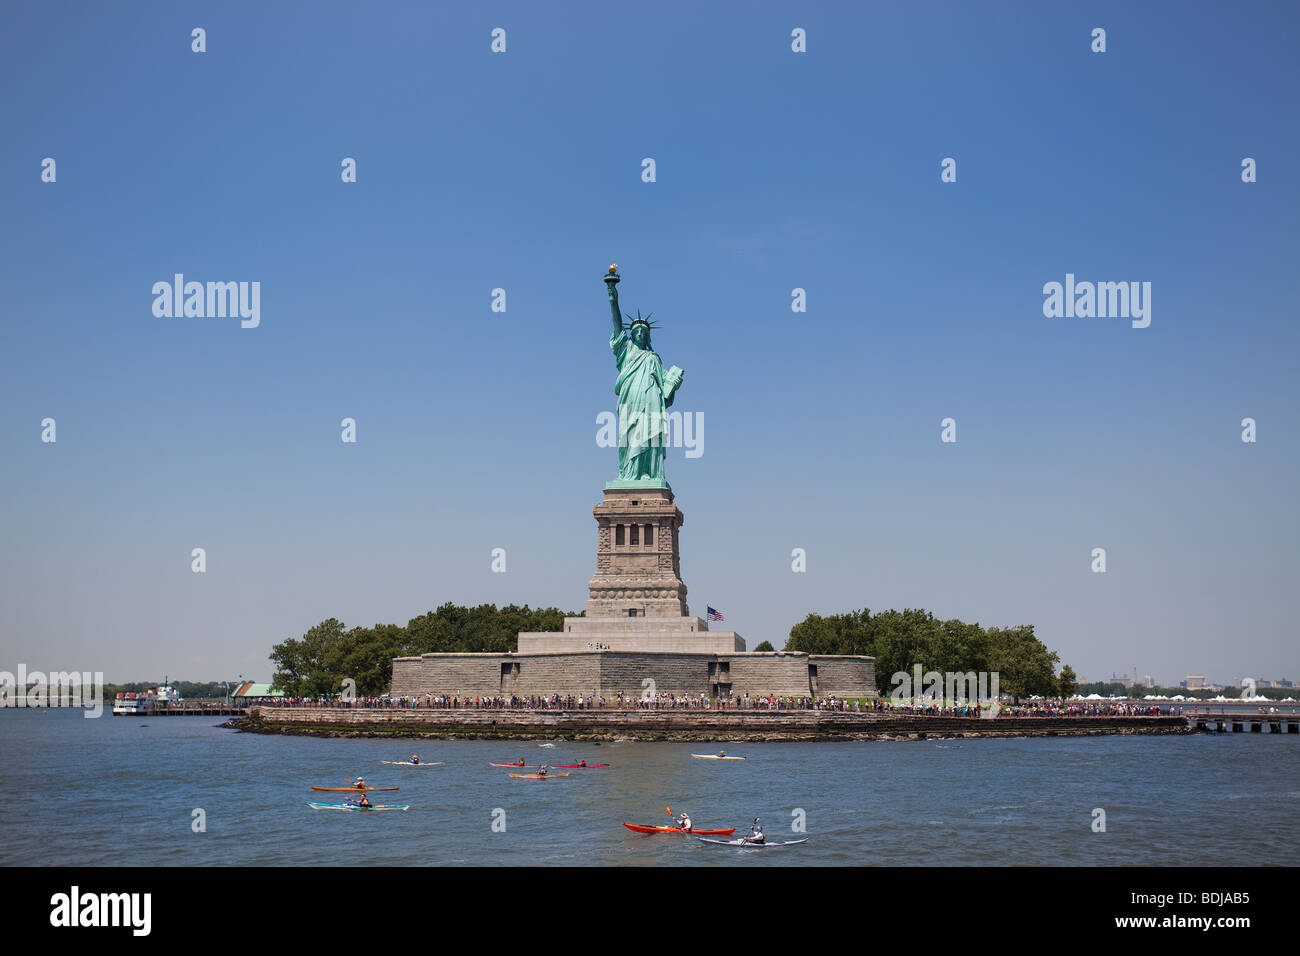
left=1186, top=711, right=1300, bottom=734
left=113, top=704, right=248, bottom=717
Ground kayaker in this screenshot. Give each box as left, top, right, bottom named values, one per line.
left=676, top=812, right=693, bottom=832
left=578, top=760, right=587, bottom=767
left=354, top=793, right=372, bottom=808
left=537, top=765, right=548, bottom=777
left=354, top=776, right=366, bottom=789
left=410, top=755, right=420, bottom=765
left=745, top=819, right=765, bottom=844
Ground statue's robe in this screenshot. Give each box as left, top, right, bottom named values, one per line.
left=611, top=329, right=671, bottom=479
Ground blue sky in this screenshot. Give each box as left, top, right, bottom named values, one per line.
left=2, top=1, right=1297, bottom=686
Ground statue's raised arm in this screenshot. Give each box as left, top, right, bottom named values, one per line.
left=605, top=265, right=623, bottom=335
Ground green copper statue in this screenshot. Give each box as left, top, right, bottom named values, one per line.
left=604, top=266, right=683, bottom=487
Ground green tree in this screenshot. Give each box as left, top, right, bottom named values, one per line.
left=1056, top=664, right=1078, bottom=697
left=787, top=609, right=872, bottom=656
left=786, top=607, right=1066, bottom=700
left=753, top=640, right=775, bottom=652
left=987, top=625, right=1059, bottom=697
left=270, top=618, right=347, bottom=696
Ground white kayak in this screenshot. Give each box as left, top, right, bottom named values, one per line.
left=698, top=837, right=806, bottom=847
left=691, top=754, right=746, bottom=760
left=381, top=761, right=443, bottom=766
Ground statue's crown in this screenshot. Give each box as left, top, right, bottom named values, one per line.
left=623, top=310, right=658, bottom=331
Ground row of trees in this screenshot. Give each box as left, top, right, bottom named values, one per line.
left=784, top=608, right=1074, bottom=697
left=269, top=603, right=574, bottom=697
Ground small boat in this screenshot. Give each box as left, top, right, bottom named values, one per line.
left=622, top=823, right=736, bottom=836
left=308, top=802, right=410, bottom=812
left=310, top=786, right=399, bottom=792
left=698, top=837, right=807, bottom=847
left=507, top=772, right=570, bottom=779
left=489, top=762, right=545, bottom=768
left=690, top=754, right=746, bottom=760
left=551, top=763, right=610, bottom=769
left=381, top=761, right=443, bottom=766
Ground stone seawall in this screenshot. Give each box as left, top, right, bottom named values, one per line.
left=232, top=706, right=1188, bottom=741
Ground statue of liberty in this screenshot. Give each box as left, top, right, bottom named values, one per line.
left=604, top=266, right=683, bottom=485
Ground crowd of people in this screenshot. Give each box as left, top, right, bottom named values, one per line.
left=247, top=692, right=1178, bottom=716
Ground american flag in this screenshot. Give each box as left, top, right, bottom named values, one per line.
left=707, top=606, right=725, bottom=622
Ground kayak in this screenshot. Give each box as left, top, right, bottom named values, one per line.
left=690, top=754, right=746, bottom=760
left=310, top=786, right=399, bottom=792
left=698, top=837, right=807, bottom=847
left=381, top=761, right=443, bottom=766
left=551, top=764, right=610, bottom=769
left=623, top=823, right=736, bottom=836
left=490, top=762, right=545, bottom=768
left=507, top=772, right=570, bottom=778
left=308, top=802, right=410, bottom=811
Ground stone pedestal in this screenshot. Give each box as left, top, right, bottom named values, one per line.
left=516, top=484, right=746, bottom=653
left=587, top=485, right=687, bottom=618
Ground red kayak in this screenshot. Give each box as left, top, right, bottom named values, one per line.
left=552, top=763, right=610, bottom=769
left=622, top=823, right=736, bottom=836
left=489, top=762, right=544, bottom=768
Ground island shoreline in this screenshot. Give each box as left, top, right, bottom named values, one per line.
left=223, top=706, right=1190, bottom=742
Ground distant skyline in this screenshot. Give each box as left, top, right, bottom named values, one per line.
left=2, top=2, right=1297, bottom=686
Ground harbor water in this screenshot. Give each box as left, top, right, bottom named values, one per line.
left=1, top=708, right=1295, bottom=866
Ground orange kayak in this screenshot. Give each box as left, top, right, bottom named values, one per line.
left=622, top=823, right=736, bottom=835
left=508, top=772, right=570, bottom=778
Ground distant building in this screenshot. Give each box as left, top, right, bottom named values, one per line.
left=232, top=682, right=283, bottom=699
left=1185, top=675, right=1208, bottom=690
left=1144, top=675, right=1153, bottom=687
left=1277, top=679, right=1293, bottom=688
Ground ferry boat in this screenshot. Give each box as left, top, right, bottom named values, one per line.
left=112, top=679, right=182, bottom=715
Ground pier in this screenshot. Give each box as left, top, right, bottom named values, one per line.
left=1186, top=711, right=1300, bottom=734
left=114, top=704, right=248, bottom=717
